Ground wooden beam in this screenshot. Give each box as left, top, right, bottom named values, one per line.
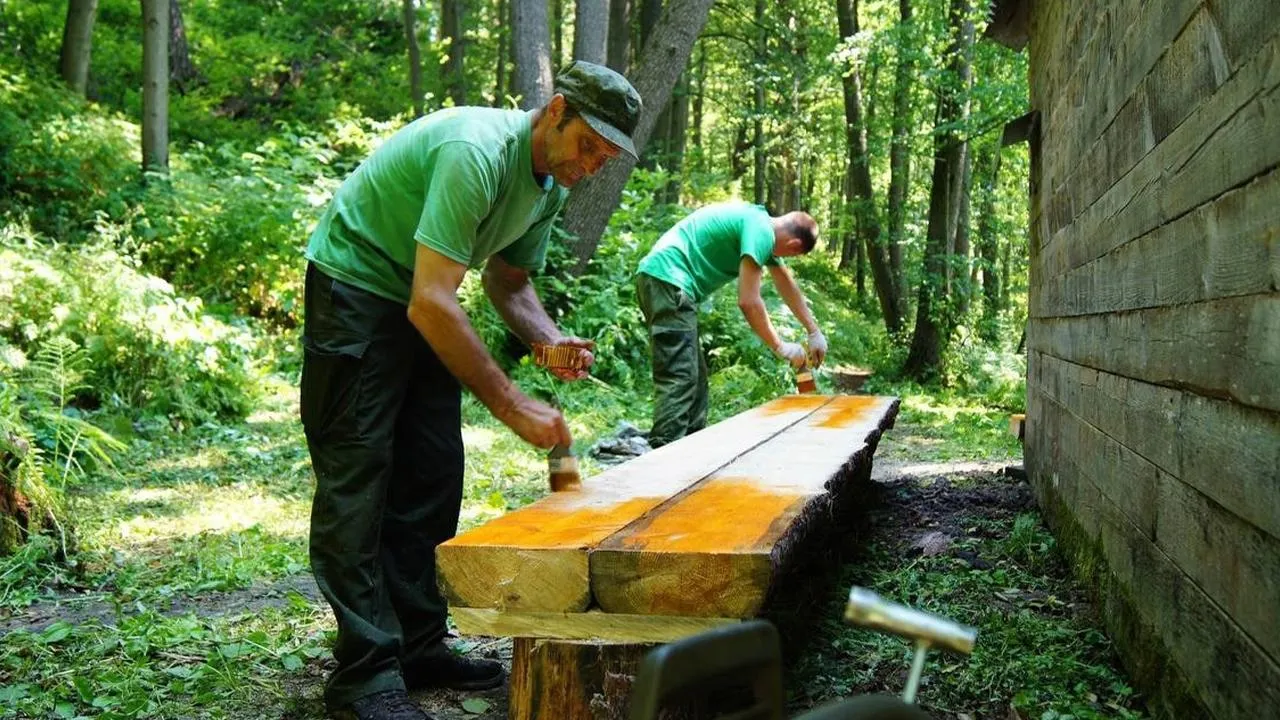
left=450, top=606, right=739, bottom=643
left=1028, top=294, right=1280, bottom=415
left=1034, top=166, right=1280, bottom=319
left=436, top=395, right=835, bottom=612
left=590, top=395, right=899, bottom=618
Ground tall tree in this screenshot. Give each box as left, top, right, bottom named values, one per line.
left=751, top=0, right=766, bottom=204
left=560, top=0, right=717, bottom=272
left=404, top=0, right=425, bottom=116
left=552, top=0, right=564, bottom=69
left=574, top=0, right=609, bottom=64
left=494, top=0, right=508, bottom=105
left=606, top=0, right=631, bottom=73
left=58, top=0, right=98, bottom=95
left=512, top=0, right=553, bottom=108
left=141, top=0, right=169, bottom=175
left=903, top=0, right=971, bottom=380
left=167, top=0, right=197, bottom=92
left=885, top=0, right=913, bottom=322
left=975, top=142, right=1002, bottom=341
left=835, top=0, right=902, bottom=335
left=442, top=0, right=466, bottom=106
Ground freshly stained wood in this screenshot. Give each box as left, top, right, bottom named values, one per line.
left=449, top=606, right=738, bottom=643
left=436, top=395, right=834, bottom=612
left=590, top=395, right=899, bottom=618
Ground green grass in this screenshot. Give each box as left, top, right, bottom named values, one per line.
left=790, top=500, right=1147, bottom=720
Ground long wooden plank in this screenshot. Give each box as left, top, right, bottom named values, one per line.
left=1031, top=351, right=1280, bottom=541
left=590, top=395, right=899, bottom=618
left=1034, top=166, right=1280, bottom=318
left=450, top=607, right=738, bottom=643
left=435, top=395, right=834, bottom=613
left=1037, top=28, right=1280, bottom=277
left=1031, top=373, right=1280, bottom=664
left=1028, top=396, right=1280, bottom=716
left=1028, top=294, right=1280, bottom=414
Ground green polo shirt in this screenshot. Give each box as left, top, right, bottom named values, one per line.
left=306, top=107, right=568, bottom=304
left=637, top=202, right=778, bottom=303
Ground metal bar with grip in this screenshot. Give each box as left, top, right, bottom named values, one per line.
left=843, top=587, right=978, bottom=656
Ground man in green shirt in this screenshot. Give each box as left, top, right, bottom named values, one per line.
left=301, top=62, right=641, bottom=720
left=636, top=201, right=828, bottom=447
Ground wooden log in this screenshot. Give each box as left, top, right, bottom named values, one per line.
left=1030, top=379, right=1280, bottom=665
left=1034, top=166, right=1280, bottom=318
left=436, top=395, right=835, bottom=612
left=829, top=366, right=874, bottom=393
left=1037, top=27, right=1280, bottom=277
left=509, top=637, right=648, bottom=720
left=590, top=396, right=899, bottom=618
left=1028, top=395, right=1280, bottom=718
left=1030, top=351, right=1280, bottom=541
left=1028, top=294, right=1280, bottom=414
left=450, top=607, right=739, bottom=643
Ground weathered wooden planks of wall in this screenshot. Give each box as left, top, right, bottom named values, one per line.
left=1022, top=0, right=1280, bottom=716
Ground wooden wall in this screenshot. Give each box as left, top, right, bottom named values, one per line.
left=1022, top=0, right=1280, bottom=717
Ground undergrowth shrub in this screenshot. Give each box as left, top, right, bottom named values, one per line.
left=0, top=238, right=259, bottom=425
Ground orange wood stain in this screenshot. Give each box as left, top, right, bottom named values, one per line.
left=814, top=394, right=883, bottom=428
left=758, top=394, right=830, bottom=415
left=609, top=478, right=802, bottom=553
left=444, top=497, right=662, bottom=548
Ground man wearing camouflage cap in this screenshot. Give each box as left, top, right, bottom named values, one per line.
left=300, top=61, right=641, bottom=720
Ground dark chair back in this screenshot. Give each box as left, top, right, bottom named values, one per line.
left=628, top=620, right=784, bottom=720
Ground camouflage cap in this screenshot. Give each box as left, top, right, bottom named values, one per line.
left=553, top=61, right=643, bottom=160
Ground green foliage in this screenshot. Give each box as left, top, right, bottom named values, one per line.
left=0, top=68, right=142, bottom=241
left=0, top=240, right=259, bottom=425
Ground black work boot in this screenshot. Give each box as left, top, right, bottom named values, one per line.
left=403, top=642, right=505, bottom=691
left=331, top=689, right=435, bottom=720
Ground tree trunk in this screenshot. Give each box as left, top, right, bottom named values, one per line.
left=886, top=0, right=912, bottom=321
left=553, top=0, right=564, bottom=69
left=167, top=0, right=197, bottom=91
left=59, top=0, right=98, bottom=95
left=404, top=0, right=425, bottom=116
left=638, top=0, right=666, bottom=172
left=560, top=0, right=717, bottom=272
left=664, top=69, right=690, bottom=203
left=495, top=0, right=508, bottom=105
left=836, top=0, right=902, bottom=336
left=512, top=0, right=553, bottom=108
left=976, top=143, right=1001, bottom=342
left=606, top=0, right=631, bottom=73
left=442, top=0, right=466, bottom=106
left=573, top=0, right=608, bottom=64
left=141, top=0, right=169, bottom=176
left=751, top=0, right=766, bottom=205
left=690, top=41, right=704, bottom=166
left=953, top=146, right=973, bottom=316
left=903, top=0, right=970, bottom=381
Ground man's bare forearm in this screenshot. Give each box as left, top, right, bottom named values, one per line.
left=770, top=267, right=819, bottom=333
left=739, top=298, right=782, bottom=351
left=484, top=275, right=562, bottom=346
left=407, top=289, right=521, bottom=420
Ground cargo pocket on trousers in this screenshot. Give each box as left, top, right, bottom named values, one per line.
left=300, top=335, right=371, bottom=442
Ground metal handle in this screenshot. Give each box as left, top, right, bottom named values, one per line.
left=843, top=587, right=977, bottom=656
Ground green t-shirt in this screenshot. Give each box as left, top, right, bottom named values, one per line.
left=637, top=202, right=777, bottom=303
left=306, top=107, right=568, bottom=304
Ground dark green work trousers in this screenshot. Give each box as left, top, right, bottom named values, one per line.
left=300, top=263, right=462, bottom=708
left=636, top=272, right=709, bottom=448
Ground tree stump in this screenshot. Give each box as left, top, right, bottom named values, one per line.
left=509, top=637, right=648, bottom=720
